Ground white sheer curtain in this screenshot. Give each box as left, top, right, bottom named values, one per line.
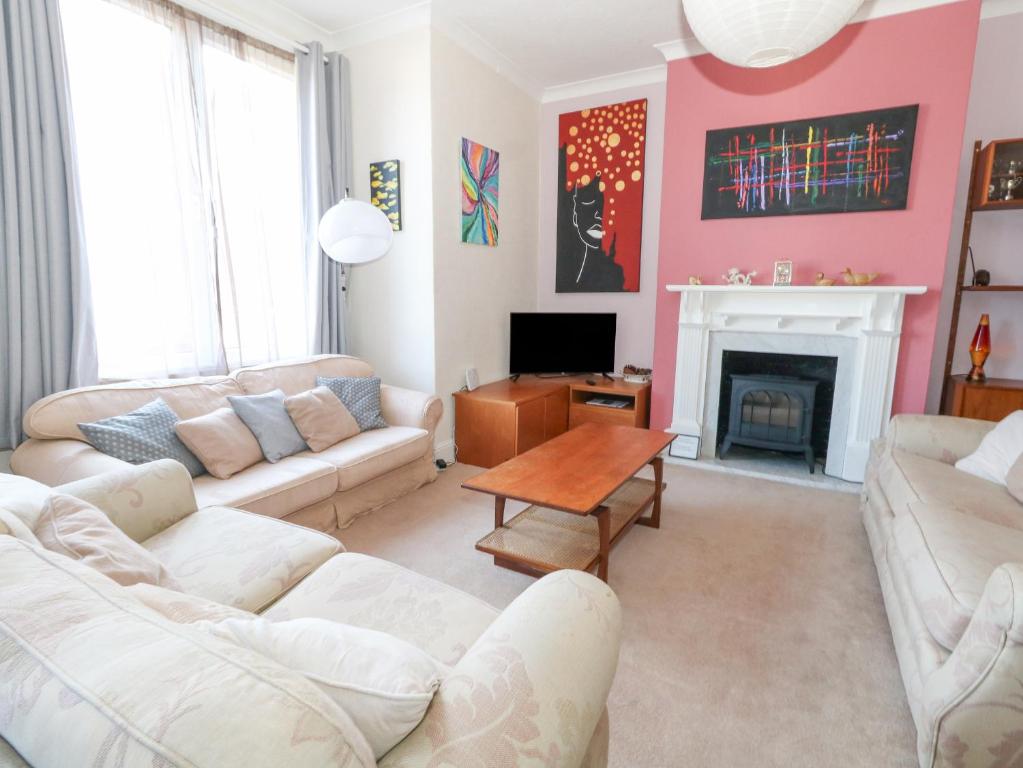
left=59, top=0, right=308, bottom=380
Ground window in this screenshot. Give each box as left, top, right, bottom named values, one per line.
left=60, top=0, right=308, bottom=380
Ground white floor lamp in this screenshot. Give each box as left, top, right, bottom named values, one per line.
left=318, top=189, right=393, bottom=266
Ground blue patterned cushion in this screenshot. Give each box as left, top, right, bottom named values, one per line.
left=317, top=376, right=388, bottom=431
left=78, top=399, right=206, bottom=477
left=227, top=389, right=308, bottom=463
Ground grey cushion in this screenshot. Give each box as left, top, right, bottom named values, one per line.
left=78, top=399, right=205, bottom=477
left=317, top=376, right=387, bottom=431
left=228, top=389, right=308, bottom=463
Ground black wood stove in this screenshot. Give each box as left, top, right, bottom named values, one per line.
left=720, top=374, right=819, bottom=473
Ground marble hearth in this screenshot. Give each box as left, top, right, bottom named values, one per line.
left=664, top=284, right=927, bottom=482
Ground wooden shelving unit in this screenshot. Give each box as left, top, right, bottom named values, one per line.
left=940, top=139, right=1023, bottom=416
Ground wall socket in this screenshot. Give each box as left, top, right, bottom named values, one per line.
left=465, top=367, right=479, bottom=391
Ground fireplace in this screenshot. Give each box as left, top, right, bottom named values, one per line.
left=721, top=375, right=819, bottom=471
left=716, top=351, right=838, bottom=472
left=664, top=284, right=927, bottom=482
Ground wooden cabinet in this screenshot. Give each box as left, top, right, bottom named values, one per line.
left=453, top=379, right=568, bottom=468
left=568, top=379, right=650, bottom=429
left=944, top=375, right=1023, bottom=422
left=453, top=376, right=652, bottom=467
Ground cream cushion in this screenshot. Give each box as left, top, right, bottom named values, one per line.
left=126, top=582, right=258, bottom=624
left=211, top=616, right=445, bottom=758
left=192, top=455, right=338, bottom=519
left=142, top=506, right=339, bottom=611
left=891, top=502, right=1023, bottom=651
left=0, top=537, right=375, bottom=768
left=301, top=426, right=432, bottom=491
left=878, top=448, right=1023, bottom=529
left=286, top=386, right=360, bottom=452
left=955, top=409, right=1023, bottom=485
left=265, top=552, right=499, bottom=666
left=1008, top=454, right=1023, bottom=504
left=34, top=494, right=180, bottom=589
left=21, top=375, right=245, bottom=441
left=175, top=406, right=263, bottom=479
left=233, top=354, right=374, bottom=396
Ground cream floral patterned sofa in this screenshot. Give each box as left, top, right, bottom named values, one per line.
left=0, top=462, right=620, bottom=767
left=862, top=414, right=1023, bottom=768
left=9, top=355, right=441, bottom=532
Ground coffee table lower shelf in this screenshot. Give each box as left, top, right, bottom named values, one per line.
left=475, top=477, right=658, bottom=576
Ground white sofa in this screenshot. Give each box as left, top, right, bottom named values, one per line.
left=0, top=462, right=621, bottom=767
left=9, top=355, right=442, bottom=531
left=862, top=414, right=1023, bottom=768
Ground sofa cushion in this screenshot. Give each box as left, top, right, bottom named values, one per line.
left=192, top=455, right=338, bottom=519
left=141, top=506, right=339, bottom=612
left=264, top=552, right=498, bottom=666
left=175, top=406, right=264, bottom=479
left=23, top=375, right=245, bottom=441
left=285, top=386, right=360, bottom=451
left=229, top=389, right=308, bottom=463
left=35, top=494, right=180, bottom=589
left=78, top=398, right=206, bottom=477
left=300, top=426, right=431, bottom=491
left=1009, top=453, right=1023, bottom=504
left=318, top=376, right=388, bottom=431
left=955, top=410, right=1023, bottom=485
left=0, top=538, right=375, bottom=768
left=891, top=503, right=1023, bottom=651
left=878, top=448, right=1023, bottom=529
left=234, top=354, right=374, bottom=397
left=127, top=582, right=258, bottom=624
left=211, top=616, right=445, bottom=759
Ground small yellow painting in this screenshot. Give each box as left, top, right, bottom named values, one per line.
left=370, top=159, right=401, bottom=231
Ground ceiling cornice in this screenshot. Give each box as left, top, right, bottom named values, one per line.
left=981, top=0, right=1023, bottom=17
left=326, top=1, right=431, bottom=50
left=541, top=65, right=667, bottom=104
left=655, top=0, right=990, bottom=62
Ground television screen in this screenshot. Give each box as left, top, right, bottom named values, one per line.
left=509, top=312, right=616, bottom=375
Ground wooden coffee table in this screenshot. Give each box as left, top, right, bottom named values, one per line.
left=463, top=422, right=673, bottom=582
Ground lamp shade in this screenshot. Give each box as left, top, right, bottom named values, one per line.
left=317, top=197, right=393, bottom=264
left=682, top=0, right=865, bottom=68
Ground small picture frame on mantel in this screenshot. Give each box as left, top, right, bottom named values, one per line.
left=773, top=260, right=793, bottom=286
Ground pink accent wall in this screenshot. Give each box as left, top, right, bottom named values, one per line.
left=650, top=0, right=982, bottom=431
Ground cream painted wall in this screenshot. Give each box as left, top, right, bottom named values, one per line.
left=429, top=30, right=540, bottom=455
left=344, top=28, right=437, bottom=398
left=537, top=81, right=666, bottom=372
left=927, top=12, right=1023, bottom=412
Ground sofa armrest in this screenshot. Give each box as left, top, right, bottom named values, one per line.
left=380, top=570, right=622, bottom=768
left=380, top=384, right=442, bottom=435
left=884, top=414, right=993, bottom=465
left=9, top=437, right=133, bottom=486
left=921, top=563, right=1023, bottom=767
left=57, top=459, right=198, bottom=543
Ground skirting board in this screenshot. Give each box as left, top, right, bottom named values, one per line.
left=434, top=439, right=456, bottom=465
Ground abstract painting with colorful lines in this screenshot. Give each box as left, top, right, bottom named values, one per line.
left=461, top=138, right=499, bottom=246
left=701, top=105, right=918, bottom=219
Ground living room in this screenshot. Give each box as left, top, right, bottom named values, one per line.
left=3, top=0, right=1023, bottom=766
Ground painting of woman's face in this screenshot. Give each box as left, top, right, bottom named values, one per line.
left=572, top=177, right=605, bottom=249
left=555, top=98, right=647, bottom=293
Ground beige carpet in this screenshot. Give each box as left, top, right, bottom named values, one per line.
left=337, top=462, right=917, bottom=767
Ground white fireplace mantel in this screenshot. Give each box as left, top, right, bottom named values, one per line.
left=665, top=283, right=927, bottom=482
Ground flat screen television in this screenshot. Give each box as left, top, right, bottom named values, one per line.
left=509, top=312, right=616, bottom=375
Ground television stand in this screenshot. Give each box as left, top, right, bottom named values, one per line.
left=453, top=375, right=651, bottom=468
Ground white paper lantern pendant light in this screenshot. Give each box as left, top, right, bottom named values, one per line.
left=682, top=0, right=866, bottom=68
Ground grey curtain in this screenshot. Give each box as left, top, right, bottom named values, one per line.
left=0, top=0, right=97, bottom=450
left=297, top=41, right=352, bottom=355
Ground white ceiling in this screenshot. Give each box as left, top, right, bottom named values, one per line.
left=201, top=0, right=1021, bottom=99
